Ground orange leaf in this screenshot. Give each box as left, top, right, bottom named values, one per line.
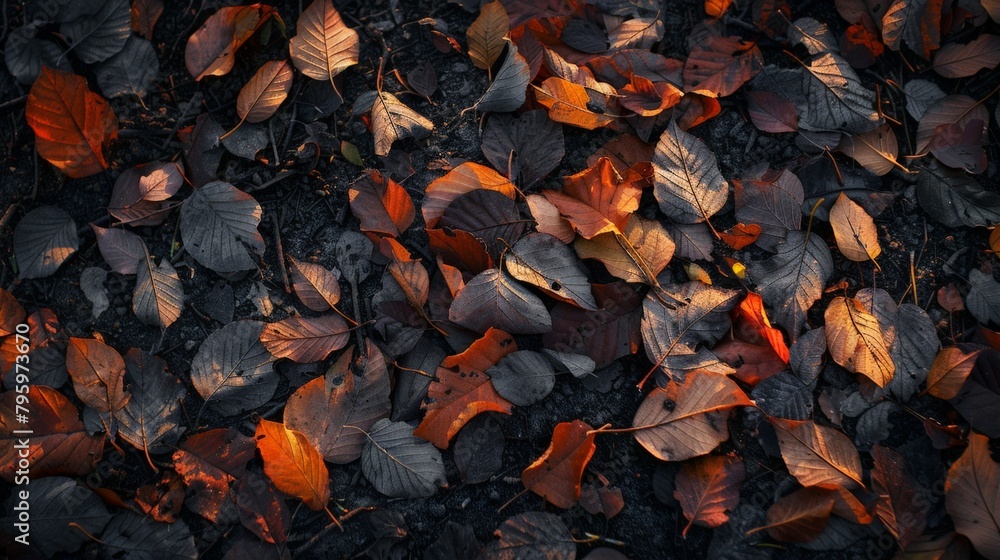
left=541, top=157, right=641, bottom=239
left=413, top=328, right=516, bottom=449
left=683, top=36, right=762, bottom=98
left=349, top=170, right=416, bottom=238
left=706, top=0, right=734, bottom=18
left=172, top=428, right=255, bottom=522
left=718, top=222, right=762, bottom=250
left=521, top=420, right=597, bottom=508
left=131, top=0, right=164, bottom=40
left=380, top=237, right=430, bottom=310
left=674, top=454, right=745, bottom=536
left=426, top=227, right=493, bottom=275
left=535, top=77, right=616, bottom=130
left=255, top=419, right=330, bottom=511
left=423, top=162, right=516, bottom=228
left=25, top=67, right=118, bottom=178
left=735, top=292, right=789, bottom=363
left=66, top=337, right=129, bottom=415
left=619, top=75, right=681, bottom=117
left=924, top=346, right=983, bottom=399
left=0, top=287, right=25, bottom=337
left=235, top=59, right=293, bottom=124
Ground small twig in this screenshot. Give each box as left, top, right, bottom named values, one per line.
left=0, top=94, right=26, bottom=111
left=271, top=213, right=291, bottom=294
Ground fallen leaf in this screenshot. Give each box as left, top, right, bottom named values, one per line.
left=916, top=94, right=989, bottom=154
left=413, top=328, right=516, bottom=449
left=872, top=445, right=926, bottom=548
left=945, top=432, right=1000, bottom=558
left=535, top=76, right=616, bottom=130
left=94, top=36, right=159, bottom=99
left=619, top=74, right=682, bottom=116
left=59, top=0, right=131, bottom=64
left=449, top=268, right=551, bottom=335
left=472, top=40, right=530, bottom=113
left=770, top=417, right=864, bottom=489
left=838, top=123, right=901, bottom=176
left=131, top=0, right=164, bottom=39
left=185, top=3, right=277, bottom=80
left=467, top=0, right=509, bottom=74
left=494, top=512, right=576, bottom=559
left=191, top=321, right=277, bottom=416
left=542, top=157, right=641, bottom=239
left=674, top=454, right=745, bottom=536
left=284, top=344, right=391, bottom=463
left=25, top=67, right=118, bottom=178
left=755, top=486, right=835, bottom=542
left=488, top=350, right=556, bottom=406
left=114, top=349, right=185, bottom=455
left=521, top=420, right=596, bottom=508
left=881, top=0, right=942, bottom=59
left=745, top=90, right=799, bottom=133
left=631, top=371, right=752, bottom=461
left=66, top=337, right=129, bottom=415
left=423, top=162, right=516, bottom=228
left=924, top=346, right=984, bottom=399
left=289, top=0, right=358, bottom=95
left=931, top=34, right=1000, bottom=78
left=255, top=419, right=330, bottom=511
left=235, top=470, right=291, bottom=544
left=828, top=192, right=881, bottom=262
left=180, top=181, right=265, bottom=274
left=355, top=90, right=434, bottom=157
left=543, top=282, right=643, bottom=368
left=653, top=120, right=728, bottom=224
left=917, top=161, right=1000, bottom=228
left=506, top=232, right=597, bottom=310
left=825, top=295, right=894, bottom=387
left=349, top=169, right=415, bottom=238
left=574, top=215, right=675, bottom=286
left=232, top=59, right=293, bottom=127
left=173, top=428, right=255, bottom=522
left=102, top=512, right=196, bottom=558
left=362, top=418, right=447, bottom=498
left=260, top=315, right=350, bottom=363
left=133, top=253, right=184, bottom=329
left=800, top=52, right=880, bottom=133
left=684, top=35, right=763, bottom=97
left=481, top=109, right=564, bottom=188
left=13, top=206, right=79, bottom=280
left=926, top=119, right=987, bottom=174
left=288, top=256, right=342, bottom=312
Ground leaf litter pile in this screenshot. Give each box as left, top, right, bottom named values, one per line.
left=3, top=0, right=1000, bottom=558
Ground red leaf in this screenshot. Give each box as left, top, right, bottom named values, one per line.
left=745, top=90, right=798, bottom=133
left=674, top=454, right=745, bottom=536
left=173, top=428, right=256, bottom=522
left=683, top=36, right=763, bottom=98
left=349, top=170, right=416, bottom=238
left=255, top=419, right=330, bottom=511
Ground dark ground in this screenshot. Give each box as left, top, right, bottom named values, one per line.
left=0, top=0, right=996, bottom=559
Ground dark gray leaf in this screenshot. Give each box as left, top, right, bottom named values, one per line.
left=60, top=0, right=130, bottom=63
left=3, top=24, right=72, bottom=84
left=14, top=205, right=78, bottom=279
left=788, top=17, right=838, bottom=55
left=439, top=189, right=526, bottom=261
left=408, top=61, right=438, bottom=100
left=653, top=120, right=728, bottom=224
left=749, top=230, right=833, bottom=339
left=751, top=370, right=816, bottom=420
left=855, top=401, right=899, bottom=448
left=492, top=512, right=576, bottom=560
left=183, top=112, right=224, bottom=188
left=888, top=304, right=939, bottom=401
left=797, top=516, right=867, bottom=551
left=481, top=110, right=564, bottom=188
left=789, top=327, right=826, bottom=383
left=506, top=232, right=597, bottom=310
left=221, top=122, right=269, bottom=160
left=667, top=222, right=714, bottom=261
left=917, top=161, right=1000, bottom=228
left=335, top=231, right=373, bottom=285
left=966, top=269, right=1000, bottom=325
left=487, top=350, right=556, bottom=406
left=190, top=321, right=277, bottom=416
left=101, top=512, right=197, bottom=560
left=453, top=413, right=505, bottom=484
left=734, top=167, right=804, bottom=252
left=542, top=349, right=596, bottom=378
left=362, top=418, right=447, bottom=498
left=1, top=477, right=110, bottom=557
left=449, top=269, right=551, bottom=335
left=424, top=521, right=483, bottom=560
left=92, top=225, right=146, bottom=274
left=392, top=339, right=445, bottom=421
left=95, top=35, right=158, bottom=98
left=949, top=349, right=1000, bottom=437
left=80, top=267, right=109, bottom=319
left=903, top=79, right=946, bottom=121
left=180, top=181, right=265, bottom=274
left=799, top=52, right=880, bottom=133
left=474, top=41, right=529, bottom=113
left=115, top=349, right=185, bottom=454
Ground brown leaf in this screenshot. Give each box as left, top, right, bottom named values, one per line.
left=288, top=256, right=342, bottom=313
left=829, top=192, right=881, bottom=262
left=770, top=417, right=864, bottom=489
left=426, top=227, right=493, bottom=275
left=134, top=472, right=185, bottom=523
left=544, top=282, right=643, bottom=368
left=926, top=119, right=987, bottom=174
left=824, top=295, right=894, bottom=386
left=574, top=215, right=675, bottom=286
left=839, top=123, right=902, bottom=176
left=236, top=470, right=291, bottom=544
left=674, top=454, right=745, bottom=536
left=683, top=35, right=763, bottom=98
left=0, top=287, right=26, bottom=337
left=413, top=328, right=516, bottom=449
left=349, top=169, right=416, bottom=238
left=25, top=67, right=118, bottom=178
left=521, top=420, right=597, bottom=508
left=289, top=0, right=359, bottom=93
left=506, top=232, right=597, bottom=310
left=945, top=432, right=1000, bottom=558
left=234, top=59, right=293, bottom=125
left=619, top=75, right=682, bottom=117
left=631, top=371, right=752, bottom=461
left=872, top=445, right=926, bottom=548
left=755, top=486, right=835, bottom=542
left=255, top=419, right=330, bottom=511
left=381, top=237, right=431, bottom=312
left=260, top=315, right=350, bottom=363
left=284, top=344, right=391, bottom=463
left=467, top=0, right=509, bottom=74
left=932, top=34, right=1000, bottom=78
left=185, top=4, right=277, bottom=80
left=131, top=0, right=164, bottom=40
left=924, top=346, right=983, bottom=399
left=66, top=337, right=130, bottom=415
left=449, top=269, right=551, bottom=335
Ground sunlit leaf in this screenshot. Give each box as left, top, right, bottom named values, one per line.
left=653, top=120, right=728, bottom=224
left=255, top=419, right=330, bottom=511
left=521, top=420, right=596, bottom=508
left=289, top=0, right=358, bottom=92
